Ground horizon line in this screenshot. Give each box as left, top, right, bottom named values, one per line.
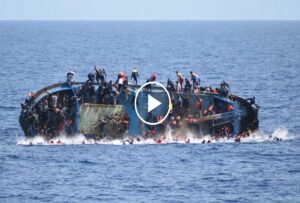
left=0, top=19, right=300, bottom=21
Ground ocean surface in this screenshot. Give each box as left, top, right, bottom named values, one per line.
left=0, top=21, right=300, bottom=202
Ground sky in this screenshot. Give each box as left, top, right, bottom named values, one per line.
left=0, top=0, right=299, bottom=20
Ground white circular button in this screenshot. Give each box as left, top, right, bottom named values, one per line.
left=134, top=81, right=171, bottom=126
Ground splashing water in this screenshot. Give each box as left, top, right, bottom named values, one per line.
left=16, top=127, right=298, bottom=146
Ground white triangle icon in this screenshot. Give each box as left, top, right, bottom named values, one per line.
left=148, top=95, right=162, bottom=113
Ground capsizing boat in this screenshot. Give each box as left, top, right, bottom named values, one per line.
left=19, top=72, right=259, bottom=140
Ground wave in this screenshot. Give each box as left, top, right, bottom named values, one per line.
left=16, top=127, right=298, bottom=146
left=0, top=105, right=20, bottom=110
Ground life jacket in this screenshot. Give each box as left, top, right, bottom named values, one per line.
left=118, top=72, right=125, bottom=78
left=157, top=116, right=163, bottom=123
left=227, top=105, right=234, bottom=112
left=151, top=74, right=156, bottom=81
left=196, top=98, right=203, bottom=109
left=171, top=119, right=177, bottom=125
left=149, top=130, right=156, bottom=135
left=121, top=120, right=129, bottom=125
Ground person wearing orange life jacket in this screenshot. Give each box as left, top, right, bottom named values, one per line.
left=116, top=72, right=126, bottom=91
left=145, top=73, right=157, bottom=90
left=227, top=104, right=234, bottom=112
left=147, top=73, right=156, bottom=82
left=213, top=88, right=219, bottom=94
left=157, top=116, right=163, bottom=123
left=176, top=71, right=184, bottom=92
left=203, top=104, right=214, bottom=116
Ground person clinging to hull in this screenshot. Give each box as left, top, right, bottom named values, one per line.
left=46, top=94, right=66, bottom=138
left=131, top=68, right=139, bottom=85
left=82, top=72, right=96, bottom=103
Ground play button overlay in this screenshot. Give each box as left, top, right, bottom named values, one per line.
left=148, top=94, right=161, bottom=112
left=134, top=81, right=171, bottom=126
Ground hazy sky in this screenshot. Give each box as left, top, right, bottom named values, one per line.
left=0, top=0, right=299, bottom=20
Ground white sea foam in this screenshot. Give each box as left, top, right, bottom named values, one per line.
left=16, top=127, right=298, bottom=146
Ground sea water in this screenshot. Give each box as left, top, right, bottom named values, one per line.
left=0, top=21, right=300, bottom=202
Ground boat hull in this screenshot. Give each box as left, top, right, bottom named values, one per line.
left=19, top=82, right=259, bottom=139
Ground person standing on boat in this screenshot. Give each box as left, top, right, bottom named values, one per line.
left=190, top=71, right=200, bottom=89
left=116, top=72, right=127, bottom=91
left=176, top=71, right=184, bottom=92
left=145, top=73, right=157, bottom=91
left=147, top=73, right=157, bottom=82
left=82, top=72, right=96, bottom=103
left=131, top=68, right=139, bottom=85
left=66, top=71, right=76, bottom=86
left=219, top=81, right=230, bottom=97
left=167, top=78, right=176, bottom=91
left=94, top=66, right=106, bottom=83
left=184, top=78, right=192, bottom=92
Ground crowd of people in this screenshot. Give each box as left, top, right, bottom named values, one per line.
left=82, top=66, right=231, bottom=98
left=19, top=90, right=79, bottom=138
left=20, top=65, right=235, bottom=139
